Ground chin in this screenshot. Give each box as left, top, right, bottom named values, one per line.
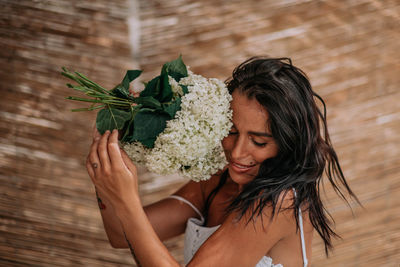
left=228, top=166, right=257, bottom=187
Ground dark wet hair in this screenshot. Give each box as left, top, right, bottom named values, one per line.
left=204, top=56, right=359, bottom=255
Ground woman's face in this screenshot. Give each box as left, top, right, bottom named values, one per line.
left=222, top=90, right=279, bottom=190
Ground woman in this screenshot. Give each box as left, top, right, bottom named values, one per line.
left=86, top=57, right=357, bottom=266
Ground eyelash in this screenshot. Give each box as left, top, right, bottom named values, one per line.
left=253, top=140, right=267, bottom=147
left=228, top=131, right=268, bottom=147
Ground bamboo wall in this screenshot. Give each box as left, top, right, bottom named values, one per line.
left=0, top=0, right=399, bottom=266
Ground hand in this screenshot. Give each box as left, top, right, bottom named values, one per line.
left=86, top=128, right=139, bottom=210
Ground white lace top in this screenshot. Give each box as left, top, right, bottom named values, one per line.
left=167, top=195, right=308, bottom=267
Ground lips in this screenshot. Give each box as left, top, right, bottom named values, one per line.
left=230, top=161, right=256, bottom=173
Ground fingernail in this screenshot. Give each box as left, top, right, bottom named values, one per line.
left=105, top=130, right=110, bottom=134
left=112, top=129, right=117, bottom=133
left=95, top=136, right=100, bottom=141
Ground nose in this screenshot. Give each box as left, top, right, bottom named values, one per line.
left=230, top=135, right=249, bottom=160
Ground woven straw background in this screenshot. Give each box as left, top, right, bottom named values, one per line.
left=0, top=0, right=399, bottom=266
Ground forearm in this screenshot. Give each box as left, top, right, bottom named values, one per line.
left=87, top=129, right=178, bottom=265
left=95, top=188, right=128, bottom=248
left=116, top=196, right=180, bottom=267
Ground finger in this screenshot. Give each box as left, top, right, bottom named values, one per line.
left=108, top=129, right=125, bottom=168
left=98, top=130, right=111, bottom=172
left=121, top=149, right=137, bottom=174
left=89, top=135, right=101, bottom=176
left=93, top=125, right=101, bottom=140
left=86, top=156, right=96, bottom=183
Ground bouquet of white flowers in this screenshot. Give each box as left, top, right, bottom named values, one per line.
left=62, top=56, right=232, bottom=181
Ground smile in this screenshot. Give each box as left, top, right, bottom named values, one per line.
left=230, top=161, right=256, bottom=172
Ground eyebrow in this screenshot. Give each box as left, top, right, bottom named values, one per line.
left=231, top=124, right=273, bottom=138
left=248, top=131, right=273, bottom=138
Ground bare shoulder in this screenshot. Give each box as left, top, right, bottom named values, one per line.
left=276, top=189, right=297, bottom=213
left=171, top=171, right=223, bottom=213
left=187, top=189, right=298, bottom=266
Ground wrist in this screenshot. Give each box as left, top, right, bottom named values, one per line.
left=114, top=195, right=143, bottom=221
left=95, top=190, right=107, bottom=210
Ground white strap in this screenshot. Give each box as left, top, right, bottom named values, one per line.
left=293, top=189, right=308, bottom=267
left=167, top=195, right=204, bottom=222
left=298, top=205, right=308, bottom=267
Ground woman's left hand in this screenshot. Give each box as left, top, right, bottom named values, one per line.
left=86, top=128, right=139, bottom=211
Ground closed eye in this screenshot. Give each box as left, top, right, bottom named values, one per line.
left=252, top=140, right=267, bottom=147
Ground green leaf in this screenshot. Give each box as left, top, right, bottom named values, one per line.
left=131, top=110, right=169, bottom=148
left=122, top=70, right=142, bottom=89
left=139, top=76, right=160, bottom=98
left=159, top=71, right=173, bottom=102
left=161, top=55, right=188, bottom=82
left=181, top=85, right=189, bottom=95
left=112, top=84, right=130, bottom=99
left=133, top=96, right=162, bottom=110
left=162, top=97, right=181, bottom=118
left=112, top=70, right=142, bottom=99
left=139, top=74, right=173, bottom=103
left=139, top=56, right=187, bottom=103
left=121, top=118, right=134, bottom=143
left=96, top=108, right=132, bottom=134
left=120, top=106, right=142, bottom=143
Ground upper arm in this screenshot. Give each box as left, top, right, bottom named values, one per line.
left=187, top=192, right=296, bottom=266
left=144, top=179, right=206, bottom=241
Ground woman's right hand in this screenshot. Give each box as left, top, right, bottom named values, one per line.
left=87, top=124, right=206, bottom=247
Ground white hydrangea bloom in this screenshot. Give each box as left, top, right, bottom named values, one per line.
left=122, top=141, right=148, bottom=166
left=168, top=75, right=184, bottom=96
left=123, top=70, right=233, bottom=181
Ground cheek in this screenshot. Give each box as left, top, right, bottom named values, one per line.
left=221, top=135, right=235, bottom=160
left=221, top=136, right=231, bottom=150
left=221, top=136, right=233, bottom=157
left=255, top=145, right=279, bottom=163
